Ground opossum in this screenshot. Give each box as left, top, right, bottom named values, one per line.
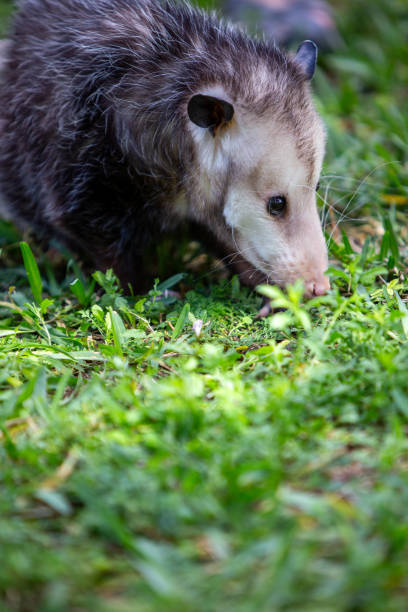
left=0, top=0, right=330, bottom=297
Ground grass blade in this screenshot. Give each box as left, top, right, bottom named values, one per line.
left=171, top=303, right=190, bottom=340
left=70, top=278, right=87, bottom=306
left=395, top=292, right=408, bottom=339
left=108, top=308, right=126, bottom=357
left=20, top=241, right=43, bottom=304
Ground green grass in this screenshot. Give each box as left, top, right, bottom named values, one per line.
left=1, top=1, right=408, bottom=610
left=0, top=0, right=11, bottom=35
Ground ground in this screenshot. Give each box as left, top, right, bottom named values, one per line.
left=0, top=1, right=408, bottom=610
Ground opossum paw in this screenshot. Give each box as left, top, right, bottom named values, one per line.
left=255, top=300, right=273, bottom=319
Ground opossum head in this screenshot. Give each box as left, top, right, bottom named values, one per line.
left=187, top=41, right=329, bottom=297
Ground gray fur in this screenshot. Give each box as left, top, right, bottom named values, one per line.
left=0, top=0, right=320, bottom=289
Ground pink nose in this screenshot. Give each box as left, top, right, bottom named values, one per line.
left=306, top=277, right=330, bottom=297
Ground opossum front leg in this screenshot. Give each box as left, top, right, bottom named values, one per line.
left=227, top=254, right=273, bottom=318
left=52, top=212, right=148, bottom=294
left=106, top=249, right=147, bottom=295
left=255, top=300, right=273, bottom=319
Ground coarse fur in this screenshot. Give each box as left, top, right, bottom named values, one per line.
left=0, top=0, right=329, bottom=294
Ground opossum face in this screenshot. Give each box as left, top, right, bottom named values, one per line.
left=187, top=45, right=329, bottom=297
left=222, top=116, right=329, bottom=297
left=191, top=112, right=328, bottom=296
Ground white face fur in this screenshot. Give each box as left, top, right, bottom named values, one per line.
left=189, top=94, right=330, bottom=297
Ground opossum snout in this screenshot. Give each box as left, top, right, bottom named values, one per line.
left=305, top=276, right=331, bottom=298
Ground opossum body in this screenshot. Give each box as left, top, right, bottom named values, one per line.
left=0, top=0, right=329, bottom=296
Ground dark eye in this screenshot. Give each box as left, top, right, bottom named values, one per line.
left=267, top=195, right=287, bottom=216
